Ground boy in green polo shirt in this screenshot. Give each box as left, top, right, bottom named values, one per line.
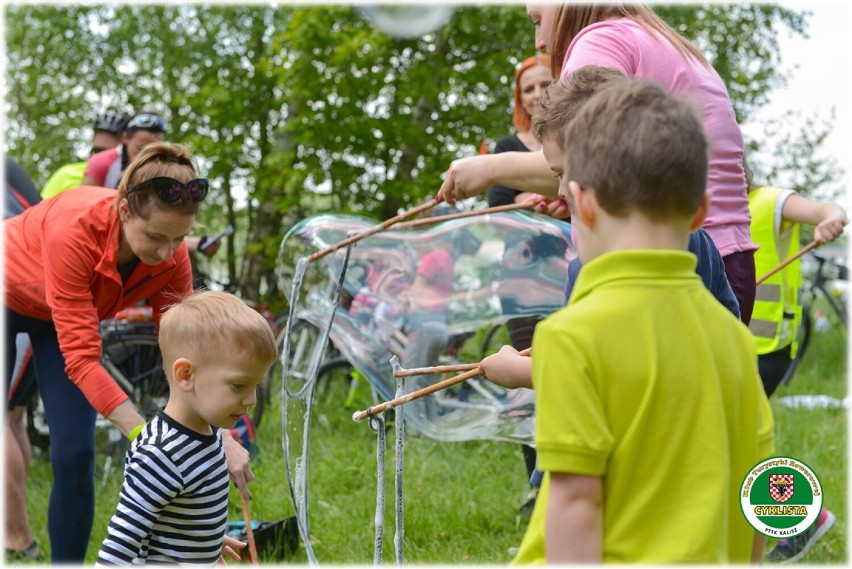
left=511, top=79, right=774, bottom=563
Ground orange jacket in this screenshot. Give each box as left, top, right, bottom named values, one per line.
left=4, top=186, right=192, bottom=416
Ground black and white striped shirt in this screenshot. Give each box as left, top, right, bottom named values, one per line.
left=96, top=411, right=229, bottom=565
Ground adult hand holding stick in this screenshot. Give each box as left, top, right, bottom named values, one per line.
left=353, top=347, right=531, bottom=422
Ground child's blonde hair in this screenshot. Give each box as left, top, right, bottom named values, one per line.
left=532, top=65, right=626, bottom=148
left=158, top=291, right=277, bottom=370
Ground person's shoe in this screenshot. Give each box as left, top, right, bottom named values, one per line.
left=4, top=540, right=44, bottom=563
left=515, top=490, right=538, bottom=527
left=766, top=509, right=835, bottom=563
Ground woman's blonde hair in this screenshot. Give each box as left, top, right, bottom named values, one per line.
left=549, top=3, right=708, bottom=79
left=512, top=53, right=553, bottom=132
left=116, top=141, right=201, bottom=218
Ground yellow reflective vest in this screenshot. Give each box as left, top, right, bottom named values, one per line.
left=41, top=162, right=86, bottom=199
left=748, top=187, right=802, bottom=357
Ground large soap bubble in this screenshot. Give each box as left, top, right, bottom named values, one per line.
left=277, top=210, right=575, bottom=444
left=357, top=5, right=455, bottom=38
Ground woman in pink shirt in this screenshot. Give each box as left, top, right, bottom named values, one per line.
left=440, top=3, right=756, bottom=322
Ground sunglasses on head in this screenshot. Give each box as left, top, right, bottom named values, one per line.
left=127, top=177, right=209, bottom=203
left=126, top=113, right=167, bottom=132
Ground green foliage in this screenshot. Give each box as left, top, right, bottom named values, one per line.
left=4, top=4, right=842, bottom=296
left=747, top=110, right=845, bottom=200
left=5, top=6, right=103, bottom=169
left=271, top=5, right=532, bottom=219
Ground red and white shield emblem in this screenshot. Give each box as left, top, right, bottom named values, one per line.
left=770, top=474, right=795, bottom=503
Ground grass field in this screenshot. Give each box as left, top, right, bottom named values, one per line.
left=22, top=319, right=848, bottom=564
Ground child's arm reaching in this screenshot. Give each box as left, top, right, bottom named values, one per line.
left=479, top=345, right=533, bottom=389
left=546, top=472, right=603, bottom=563
left=781, top=193, right=847, bottom=244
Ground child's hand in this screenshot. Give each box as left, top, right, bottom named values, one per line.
left=479, top=345, right=533, bottom=390
left=814, top=208, right=847, bottom=244
left=217, top=535, right=246, bottom=564
left=531, top=195, right=571, bottom=220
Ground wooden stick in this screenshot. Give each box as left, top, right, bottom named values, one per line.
left=353, top=367, right=482, bottom=422
left=393, top=347, right=531, bottom=378
left=307, top=198, right=441, bottom=263
left=240, top=493, right=259, bottom=565
left=354, top=347, right=533, bottom=421
left=755, top=240, right=820, bottom=285
left=393, top=200, right=534, bottom=230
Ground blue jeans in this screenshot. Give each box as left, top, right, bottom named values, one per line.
left=5, top=308, right=96, bottom=562
left=530, top=467, right=543, bottom=488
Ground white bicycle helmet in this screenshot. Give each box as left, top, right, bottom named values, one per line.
left=94, top=111, right=129, bottom=135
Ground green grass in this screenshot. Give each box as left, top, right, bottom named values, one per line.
left=764, top=315, right=848, bottom=564
left=22, top=323, right=847, bottom=564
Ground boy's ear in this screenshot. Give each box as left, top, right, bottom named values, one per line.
left=172, top=358, right=195, bottom=393
left=569, top=181, right=596, bottom=227
left=689, top=192, right=710, bottom=231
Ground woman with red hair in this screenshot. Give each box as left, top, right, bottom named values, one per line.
left=486, top=54, right=566, bottom=519
left=487, top=54, right=555, bottom=210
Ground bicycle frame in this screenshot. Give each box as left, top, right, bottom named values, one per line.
left=803, top=252, right=848, bottom=325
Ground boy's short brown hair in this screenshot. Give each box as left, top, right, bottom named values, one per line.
left=564, top=79, right=708, bottom=221
left=158, top=291, right=278, bottom=370
left=531, top=65, right=626, bottom=149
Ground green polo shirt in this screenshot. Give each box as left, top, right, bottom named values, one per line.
left=515, top=249, right=774, bottom=563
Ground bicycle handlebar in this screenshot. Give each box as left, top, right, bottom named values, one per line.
left=198, top=224, right=235, bottom=253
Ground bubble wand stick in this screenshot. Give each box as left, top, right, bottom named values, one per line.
left=307, top=197, right=442, bottom=263
left=394, top=200, right=535, bottom=230
left=755, top=240, right=820, bottom=285
left=393, top=347, right=531, bottom=378
left=353, top=347, right=531, bottom=422
left=240, top=493, right=259, bottom=565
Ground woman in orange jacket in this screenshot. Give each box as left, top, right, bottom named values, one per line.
left=4, top=142, right=252, bottom=562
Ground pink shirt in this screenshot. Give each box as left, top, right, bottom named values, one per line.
left=561, top=19, right=756, bottom=256
left=84, top=146, right=122, bottom=188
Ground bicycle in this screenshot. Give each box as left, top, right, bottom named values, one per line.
left=250, top=304, right=531, bottom=429
left=26, top=316, right=167, bottom=485
left=782, top=249, right=848, bottom=385
left=251, top=317, right=350, bottom=428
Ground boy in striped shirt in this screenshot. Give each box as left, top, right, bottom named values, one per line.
left=97, top=291, right=277, bottom=565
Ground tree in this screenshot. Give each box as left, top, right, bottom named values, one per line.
left=4, top=4, right=839, bottom=300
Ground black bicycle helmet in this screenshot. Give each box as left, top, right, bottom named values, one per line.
left=93, top=111, right=129, bottom=135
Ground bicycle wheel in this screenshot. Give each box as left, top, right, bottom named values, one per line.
left=781, top=308, right=812, bottom=387
left=480, top=322, right=511, bottom=359
left=314, top=357, right=356, bottom=408
left=97, top=332, right=167, bottom=484
left=25, top=394, right=50, bottom=452
left=253, top=318, right=338, bottom=428
left=102, top=333, right=168, bottom=418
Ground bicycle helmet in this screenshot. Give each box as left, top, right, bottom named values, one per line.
left=94, top=111, right=129, bottom=135
left=125, top=112, right=167, bottom=133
